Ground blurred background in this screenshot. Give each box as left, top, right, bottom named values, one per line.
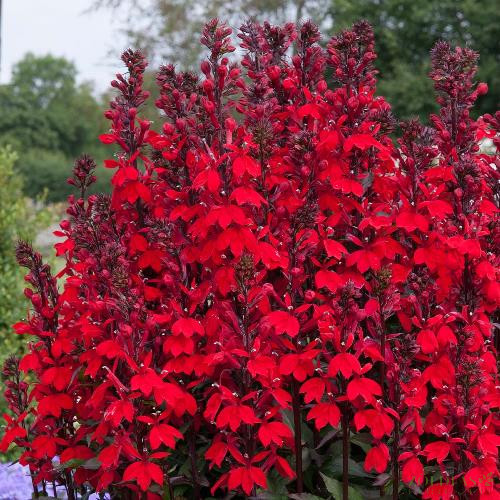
left=0, top=0, right=498, bottom=402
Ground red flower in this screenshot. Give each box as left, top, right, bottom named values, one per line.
left=0, top=425, right=26, bottom=453
left=346, top=377, right=382, bottom=403
left=258, top=421, right=293, bottom=447
left=227, top=465, right=267, bottom=495
left=37, top=393, right=73, bottom=417
left=328, top=353, right=362, bottom=379
left=364, top=444, right=390, bottom=473
left=354, top=409, right=394, bottom=439
left=216, top=405, right=260, bottom=432
left=279, top=350, right=319, bottom=382
left=299, top=378, right=325, bottom=403
left=423, top=441, right=450, bottom=464
left=402, top=456, right=424, bottom=486
left=422, top=483, right=454, bottom=500
left=264, top=310, right=300, bottom=337
left=123, top=460, right=163, bottom=491
left=306, top=403, right=341, bottom=430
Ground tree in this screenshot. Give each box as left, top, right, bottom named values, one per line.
left=96, top=0, right=499, bottom=121
left=0, top=54, right=101, bottom=156
left=94, top=0, right=331, bottom=67
left=0, top=54, right=110, bottom=201
left=330, top=0, right=500, bottom=119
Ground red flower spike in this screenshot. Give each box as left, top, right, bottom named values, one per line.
left=401, top=456, right=425, bottom=486
left=364, top=443, right=390, bottom=473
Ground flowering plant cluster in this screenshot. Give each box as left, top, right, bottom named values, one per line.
left=1, top=18, right=499, bottom=500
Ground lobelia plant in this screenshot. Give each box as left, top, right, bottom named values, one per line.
left=1, top=18, right=498, bottom=500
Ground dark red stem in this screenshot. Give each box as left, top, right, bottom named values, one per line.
left=342, top=410, right=350, bottom=500
left=392, top=423, right=400, bottom=500
left=292, top=379, right=303, bottom=493
left=189, top=425, right=201, bottom=499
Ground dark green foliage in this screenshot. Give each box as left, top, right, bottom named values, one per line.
left=95, top=0, right=330, bottom=67
left=0, top=147, right=50, bottom=358
left=0, top=54, right=109, bottom=201
left=17, top=149, right=112, bottom=203
left=330, top=0, right=500, bottom=119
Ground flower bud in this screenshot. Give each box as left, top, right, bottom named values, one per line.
left=203, top=99, right=215, bottom=114
left=200, top=60, right=211, bottom=75
left=202, top=79, right=215, bottom=94
left=163, top=122, right=175, bottom=134
left=225, top=117, right=237, bottom=132
left=317, top=80, right=327, bottom=93
left=282, top=78, right=296, bottom=91
left=348, top=96, right=358, bottom=110
left=477, top=82, right=488, bottom=96
left=175, top=118, right=186, bottom=131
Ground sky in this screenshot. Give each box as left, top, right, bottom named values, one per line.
left=1, top=0, right=126, bottom=93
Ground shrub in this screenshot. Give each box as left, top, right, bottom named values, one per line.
left=17, top=149, right=112, bottom=203
left=17, top=149, right=75, bottom=202
left=0, top=146, right=52, bottom=461
left=1, top=20, right=498, bottom=499
left=0, top=146, right=50, bottom=355
left=0, top=53, right=112, bottom=203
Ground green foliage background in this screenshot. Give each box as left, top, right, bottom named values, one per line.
left=0, top=147, right=51, bottom=363
left=0, top=53, right=111, bottom=203
left=330, top=0, right=499, bottom=119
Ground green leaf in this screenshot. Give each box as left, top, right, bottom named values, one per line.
left=322, top=456, right=372, bottom=479
left=350, top=433, right=372, bottom=453
left=255, top=494, right=289, bottom=500
left=264, top=469, right=291, bottom=496
left=281, top=409, right=313, bottom=446
left=289, top=495, right=325, bottom=500
left=320, top=472, right=365, bottom=500
left=347, top=488, right=364, bottom=500
left=316, top=428, right=340, bottom=450
left=82, top=457, right=101, bottom=470
left=54, top=458, right=85, bottom=471
left=281, top=409, right=295, bottom=430
left=320, top=473, right=342, bottom=500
